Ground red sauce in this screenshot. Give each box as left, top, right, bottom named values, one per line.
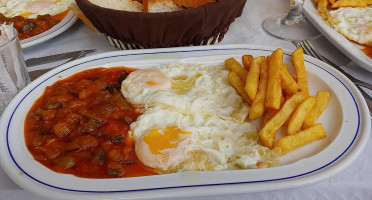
left=24, top=67, right=156, bottom=178
left=362, top=47, right=372, bottom=59
left=52, top=10, right=69, bottom=21
left=0, top=10, right=69, bottom=40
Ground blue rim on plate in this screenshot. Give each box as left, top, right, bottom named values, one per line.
left=1, top=45, right=369, bottom=199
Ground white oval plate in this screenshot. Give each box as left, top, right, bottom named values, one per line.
left=0, top=45, right=370, bottom=200
left=303, top=1, right=372, bottom=72
left=20, top=10, right=78, bottom=49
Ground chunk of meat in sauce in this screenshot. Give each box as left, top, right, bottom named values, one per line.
left=66, top=135, right=98, bottom=152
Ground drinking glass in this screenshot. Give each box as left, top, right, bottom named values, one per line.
left=262, top=0, right=321, bottom=41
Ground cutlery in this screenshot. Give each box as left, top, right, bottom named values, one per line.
left=292, top=40, right=372, bottom=117
left=26, top=49, right=96, bottom=67
left=28, top=50, right=95, bottom=81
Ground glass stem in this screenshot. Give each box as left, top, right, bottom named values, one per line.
left=281, top=0, right=305, bottom=25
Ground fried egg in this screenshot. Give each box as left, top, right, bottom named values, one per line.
left=121, top=63, right=279, bottom=173
left=328, top=7, right=372, bottom=47
left=0, top=0, right=71, bottom=18
left=122, top=63, right=249, bottom=122
left=131, top=107, right=278, bottom=172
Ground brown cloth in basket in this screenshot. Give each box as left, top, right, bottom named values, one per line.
left=75, top=0, right=247, bottom=48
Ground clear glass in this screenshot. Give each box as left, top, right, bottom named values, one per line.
left=0, top=28, right=30, bottom=114
left=262, top=0, right=321, bottom=41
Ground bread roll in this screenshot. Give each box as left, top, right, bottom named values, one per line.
left=88, top=0, right=144, bottom=11
left=69, top=1, right=98, bottom=32
left=143, top=0, right=182, bottom=12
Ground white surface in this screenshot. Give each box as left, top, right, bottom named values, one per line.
left=1, top=45, right=370, bottom=200
left=1, top=0, right=372, bottom=199
left=20, top=11, right=78, bottom=49
left=303, top=1, right=372, bottom=72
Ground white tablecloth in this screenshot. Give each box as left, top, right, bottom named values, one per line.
left=1, top=0, right=372, bottom=199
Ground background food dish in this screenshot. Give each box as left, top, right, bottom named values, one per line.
left=20, top=10, right=77, bottom=49
left=0, top=45, right=370, bottom=200
left=303, top=1, right=372, bottom=72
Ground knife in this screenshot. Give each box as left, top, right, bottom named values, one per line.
left=26, top=49, right=96, bottom=67
left=28, top=49, right=95, bottom=81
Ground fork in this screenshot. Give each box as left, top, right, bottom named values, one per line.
left=292, top=40, right=372, bottom=117
left=28, top=50, right=93, bottom=81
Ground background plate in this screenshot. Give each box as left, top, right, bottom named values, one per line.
left=0, top=45, right=370, bottom=200
left=303, top=1, right=372, bottom=72
left=20, top=10, right=78, bottom=49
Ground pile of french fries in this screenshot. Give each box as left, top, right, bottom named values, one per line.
left=225, top=48, right=329, bottom=155
left=313, top=0, right=372, bottom=19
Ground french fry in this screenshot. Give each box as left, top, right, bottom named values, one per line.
left=262, top=96, right=285, bottom=126
left=283, top=93, right=293, bottom=127
left=318, top=0, right=329, bottom=9
left=317, top=0, right=329, bottom=19
left=225, top=58, right=248, bottom=82
left=228, top=71, right=252, bottom=105
left=227, top=49, right=330, bottom=157
left=246, top=56, right=265, bottom=101
left=292, top=47, right=309, bottom=97
left=283, top=111, right=291, bottom=127
left=329, top=0, right=336, bottom=4
left=249, top=58, right=269, bottom=120
left=281, top=66, right=302, bottom=97
left=259, top=93, right=306, bottom=148
left=302, top=91, right=330, bottom=129
left=275, top=123, right=326, bottom=155
left=287, top=96, right=316, bottom=135
left=266, top=48, right=283, bottom=110
left=242, top=55, right=254, bottom=71
left=331, top=0, right=367, bottom=8
left=263, top=109, right=278, bottom=127
left=363, top=0, right=372, bottom=4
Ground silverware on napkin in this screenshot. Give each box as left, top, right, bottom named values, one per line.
left=28, top=49, right=96, bottom=81
left=26, top=49, right=96, bottom=67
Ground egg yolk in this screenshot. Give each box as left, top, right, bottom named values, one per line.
left=171, top=73, right=201, bottom=94
left=143, top=126, right=190, bottom=155
left=126, top=68, right=171, bottom=91
left=146, top=80, right=158, bottom=86
left=20, top=12, right=35, bottom=18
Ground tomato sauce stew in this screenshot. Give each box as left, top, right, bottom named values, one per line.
left=362, top=46, right=372, bottom=59
left=24, top=67, right=156, bottom=178
left=0, top=10, right=69, bottom=40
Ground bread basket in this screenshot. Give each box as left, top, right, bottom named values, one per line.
left=75, top=0, right=247, bottom=50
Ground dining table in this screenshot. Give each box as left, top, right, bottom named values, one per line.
left=1, top=0, right=372, bottom=199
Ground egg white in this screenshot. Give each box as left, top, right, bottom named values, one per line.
left=0, top=0, right=71, bottom=18
left=121, top=68, right=172, bottom=107
left=121, top=63, right=249, bottom=122
left=131, top=107, right=277, bottom=172
left=328, top=7, right=372, bottom=47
